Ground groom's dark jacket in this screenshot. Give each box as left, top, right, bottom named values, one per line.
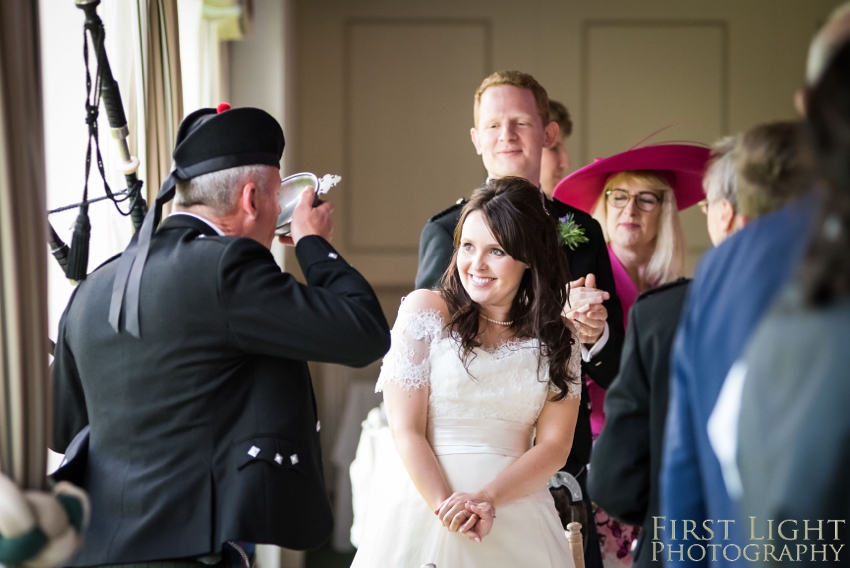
left=52, top=215, right=390, bottom=565
left=415, top=196, right=624, bottom=473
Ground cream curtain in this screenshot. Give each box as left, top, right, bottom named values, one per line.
left=140, top=0, right=184, bottom=206
left=178, top=0, right=254, bottom=116
left=44, top=0, right=242, bottom=397
left=43, top=0, right=184, bottom=339
left=0, top=0, right=50, bottom=490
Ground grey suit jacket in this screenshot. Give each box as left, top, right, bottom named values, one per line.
left=737, top=285, right=850, bottom=563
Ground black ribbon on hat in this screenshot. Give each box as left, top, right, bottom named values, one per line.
left=107, top=106, right=284, bottom=337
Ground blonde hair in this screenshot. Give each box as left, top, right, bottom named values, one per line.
left=592, top=170, right=687, bottom=286
left=473, top=70, right=550, bottom=128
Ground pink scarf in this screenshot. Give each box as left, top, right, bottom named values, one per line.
left=587, top=245, right=639, bottom=438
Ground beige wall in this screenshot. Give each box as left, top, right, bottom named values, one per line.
left=234, top=0, right=843, bottom=551
left=295, top=0, right=842, bottom=289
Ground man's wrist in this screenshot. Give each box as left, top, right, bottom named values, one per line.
left=582, top=330, right=603, bottom=346
left=580, top=322, right=610, bottom=362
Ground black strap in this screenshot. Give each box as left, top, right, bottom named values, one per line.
left=108, top=173, right=178, bottom=337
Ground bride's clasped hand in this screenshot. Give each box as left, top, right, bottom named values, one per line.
left=434, top=492, right=496, bottom=542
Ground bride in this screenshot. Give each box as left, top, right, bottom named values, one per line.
left=351, top=177, right=581, bottom=567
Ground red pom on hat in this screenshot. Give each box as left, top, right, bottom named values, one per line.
left=216, top=102, right=231, bottom=114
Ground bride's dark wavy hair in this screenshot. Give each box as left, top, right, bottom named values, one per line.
left=439, top=177, right=578, bottom=400
left=800, top=40, right=850, bottom=305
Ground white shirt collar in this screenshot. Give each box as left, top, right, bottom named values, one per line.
left=168, top=212, right=225, bottom=236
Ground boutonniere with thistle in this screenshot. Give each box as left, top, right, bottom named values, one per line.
left=556, top=214, right=589, bottom=251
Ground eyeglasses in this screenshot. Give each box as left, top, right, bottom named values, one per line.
left=698, top=199, right=709, bottom=215
left=605, top=189, right=662, bottom=212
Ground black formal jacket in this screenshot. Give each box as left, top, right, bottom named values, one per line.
left=414, top=196, right=625, bottom=473
left=588, top=278, right=691, bottom=568
left=52, top=215, right=390, bottom=565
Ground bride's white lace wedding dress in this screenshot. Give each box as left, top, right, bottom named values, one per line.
left=350, top=307, right=581, bottom=568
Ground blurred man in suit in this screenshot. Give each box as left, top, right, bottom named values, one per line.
left=733, top=42, right=850, bottom=558
left=52, top=106, right=390, bottom=566
left=658, top=8, right=850, bottom=564
left=708, top=11, right=850, bottom=566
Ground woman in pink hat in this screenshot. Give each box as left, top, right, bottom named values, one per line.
left=554, top=144, right=709, bottom=330
left=553, top=143, right=709, bottom=568
left=591, top=169, right=687, bottom=314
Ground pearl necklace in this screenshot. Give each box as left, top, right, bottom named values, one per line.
left=480, top=314, right=513, bottom=326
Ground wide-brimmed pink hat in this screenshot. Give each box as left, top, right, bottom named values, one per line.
left=552, top=143, right=711, bottom=213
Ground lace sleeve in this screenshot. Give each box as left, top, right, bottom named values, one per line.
left=375, top=307, right=445, bottom=392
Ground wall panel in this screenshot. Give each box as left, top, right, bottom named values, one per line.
left=287, top=1, right=843, bottom=555
left=346, top=20, right=490, bottom=253
left=583, top=21, right=727, bottom=262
